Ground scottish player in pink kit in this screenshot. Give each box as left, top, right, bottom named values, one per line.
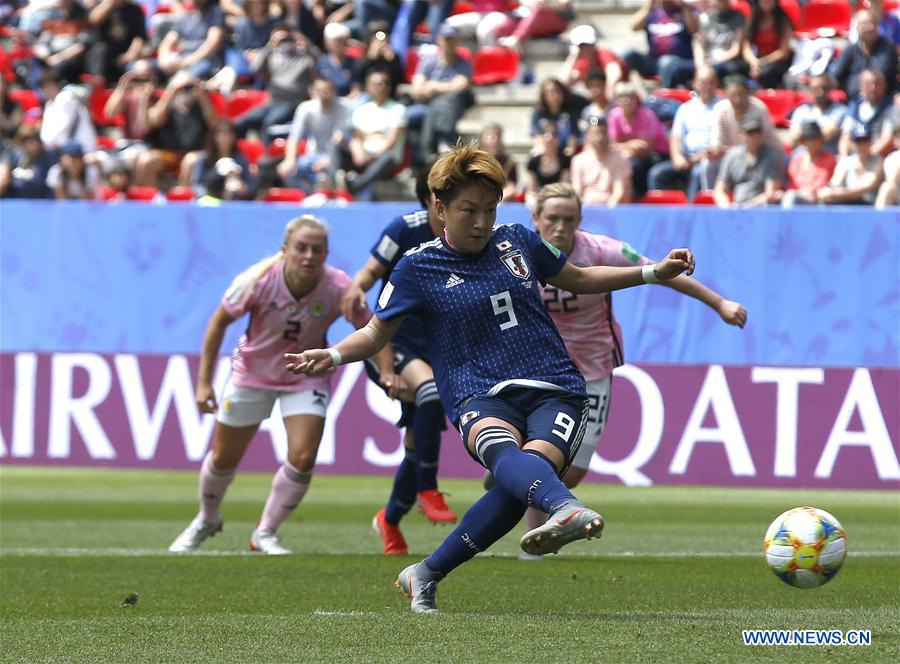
left=514, top=182, right=747, bottom=552
left=169, top=215, right=393, bottom=555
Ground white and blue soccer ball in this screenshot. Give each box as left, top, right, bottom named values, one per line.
left=764, top=506, right=847, bottom=589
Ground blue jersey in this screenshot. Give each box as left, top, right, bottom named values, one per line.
left=375, top=223, right=587, bottom=423
left=370, top=209, right=436, bottom=356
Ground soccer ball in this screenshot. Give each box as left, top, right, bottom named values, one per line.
left=764, top=506, right=847, bottom=589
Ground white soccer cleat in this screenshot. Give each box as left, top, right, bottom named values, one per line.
left=249, top=529, right=292, bottom=555
left=168, top=515, right=223, bottom=552
left=519, top=504, right=604, bottom=556
left=395, top=563, right=439, bottom=614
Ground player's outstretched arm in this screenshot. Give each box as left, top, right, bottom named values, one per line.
left=285, top=314, right=404, bottom=376
left=549, top=248, right=695, bottom=294
left=661, top=276, right=748, bottom=328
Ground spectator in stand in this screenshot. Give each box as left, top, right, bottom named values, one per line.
left=875, top=124, right=900, bottom=208
left=526, top=119, right=571, bottom=207
left=832, top=8, right=897, bottom=100
left=839, top=69, right=895, bottom=158
left=442, top=0, right=513, bottom=47
left=279, top=0, right=326, bottom=49
left=741, top=0, right=794, bottom=89
left=607, top=81, right=668, bottom=199
left=709, top=74, right=781, bottom=162
left=101, top=159, right=132, bottom=199
left=29, top=0, right=92, bottom=84
left=788, top=73, right=848, bottom=154
left=316, top=22, right=354, bottom=97
left=208, top=0, right=277, bottom=95
left=849, top=0, right=900, bottom=57
left=408, top=23, right=473, bottom=163
left=570, top=114, right=631, bottom=207
left=578, top=68, right=611, bottom=131
left=85, top=0, right=146, bottom=83
left=103, top=60, right=158, bottom=159
left=694, top=0, right=748, bottom=82
left=157, top=0, right=226, bottom=81
left=0, top=78, right=24, bottom=153
left=495, top=0, right=575, bottom=52
left=331, top=70, right=407, bottom=200
left=345, top=0, right=403, bottom=39
left=234, top=23, right=319, bottom=145
left=623, top=0, right=698, bottom=89
left=0, top=124, right=56, bottom=199
left=46, top=139, right=100, bottom=199
left=648, top=65, right=722, bottom=198
left=135, top=71, right=217, bottom=187
left=532, top=78, right=584, bottom=157
left=480, top=122, right=519, bottom=202
left=781, top=122, right=837, bottom=207
left=714, top=116, right=783, bottom=208
left=561, top=24, right=627, bottom=100
left=277, top=78, right=349, bottom=190
left=352, top=22, right=405, bottom=102
left=38, top=69, right=97, bottom=153
left=181, top=118, right=252, bottom=196
left=819, top=126, right=884, bottom=205
left=406, top=0, right=456, bottom=47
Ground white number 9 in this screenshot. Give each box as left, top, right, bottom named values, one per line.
left=490, top=290, right=519, bottom=330
left=552, top=412, right=575, bottom=442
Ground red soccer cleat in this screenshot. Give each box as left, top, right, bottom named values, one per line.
left=416, top=489, right=458, bottom=524
left=372, top=508, right=409, bottom=555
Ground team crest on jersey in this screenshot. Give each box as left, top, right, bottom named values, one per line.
left=495, top=240, right=512, bottom=251
left=460, top=410, right=480, bottom=426
left=501, top=250, right=530, bottom=279
left=309, top=301, right=326, bottom=317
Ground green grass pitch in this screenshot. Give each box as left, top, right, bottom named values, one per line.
left=1, top=466, right=898, bottom=662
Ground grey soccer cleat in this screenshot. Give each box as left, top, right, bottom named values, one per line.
left=168, top=515, right=223, bottom=552
left=249, top=528, right=292, bottom=555
left=519, top=504, right=604, bottom=556
left=395, top=563, right=439, bottom=614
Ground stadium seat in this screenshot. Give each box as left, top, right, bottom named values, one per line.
left=237, top=138, right=265, bottom=165
left=90, top=87, right=123, bottom=127
left=692, top=190, right=717, bottom=205
left=166, top=186, right=195, bottom=201
left=263, top=187, right=306, bottom=203
left=125, top=186, right=160, bottom=201
left=640, top=189, right=688, bottom=205
left=8, top=88, right=41, bottom=112
left=650, top=88, right=693, bottom=104
left=755, top=89, right=802, bottom=128
left=226, top=90, right=269, bottom=120
left=96, top=135, right=117, bottom=149
left=207, top=90, right=227, bottom=117
left=405, top=48, right=420, bottom=83
left=795, top=0, right=852, bottom=38
left=472, top=46, right=520, bottom=85
left=95, top=186, right=123, bottom=201
left=266, top=138, right=307, bottom=160
left=730, top=0, right=751, bottom=17
left=449, top=1, right=475, bottom=15
left=780, top=0, right=802, bottom=28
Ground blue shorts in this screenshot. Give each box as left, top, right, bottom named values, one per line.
left=456, top=386, right=590, bottom=473
left=364, top=342, right=443, bottom=430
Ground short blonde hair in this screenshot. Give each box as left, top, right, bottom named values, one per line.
left=283, top=214, right=329, bottom=248
left=534, top=182, right=582, bottom=218
left=427, top=140, right=506, bottom=205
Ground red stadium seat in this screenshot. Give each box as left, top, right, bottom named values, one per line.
left=795, top=0, right=852, bottom=38
left=266, top=138, right=307, bottom=160
left=226, top=90, right=269, bottom=120
left=731, top=0, right=751, bottom=18
left=125, top=186, right=160, bottom=201
left=166, top=186, right=195, bottom=201
left=96, top=135, right=117, bottom=149
left=473, top=46, right=520, bottom=85
left=95, top=186, right=123, bottom=201
left=755, top=89, right=802, bottom=128
left=237, top=138, right=265, bottom=165
left=450, top=1, right=475, bottom=15
left=405, top=48, right=420, bottom=83
left=8, top=88, right=41, bottom=112
left=781, top=0, right=802, bottom=28
left=651, top=88, right=693, bottom=104
left=207, top=90, right=227, bottom=117
left=640, top=189, right=688, bottom=205
left=263, top=187, right=306, bottom=203
left=90, top=87, right=124, bottom=127
left=692, top=190, right=717, bottom=205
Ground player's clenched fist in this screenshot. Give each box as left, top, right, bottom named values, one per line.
left=654, top=248, right=695, bottom=280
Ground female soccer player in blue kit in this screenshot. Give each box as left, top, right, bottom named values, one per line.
left=285, top=142, right=695, bottom=614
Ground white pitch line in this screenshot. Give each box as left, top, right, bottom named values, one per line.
left=1, top=548, right=897, bottom=558
left=312, top=610, right=377, bottom=618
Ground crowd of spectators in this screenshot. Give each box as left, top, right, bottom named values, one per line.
left=0, top=0, right=898, bottom=209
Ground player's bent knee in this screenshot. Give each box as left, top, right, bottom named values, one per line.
left=563, top=464, right=588, bottom=488
left=522, top=440, right=565, bottom=473
left=465, top=417, right=520, bottom=454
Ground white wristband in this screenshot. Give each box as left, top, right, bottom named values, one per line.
left=326, top=347, right=342, bottom=367
left=642, top=264, right=659, bottom=284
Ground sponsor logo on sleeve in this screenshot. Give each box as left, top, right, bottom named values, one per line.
left=376, top=235, right=400, bottom=261
left=378, top=281, right=395, bottom=309
left=621, top=242, right=642, bottom=264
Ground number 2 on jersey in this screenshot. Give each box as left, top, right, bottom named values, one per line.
left=490, top=291, right=519, bottom=330
left=283, top=320, right=301, bottom=341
